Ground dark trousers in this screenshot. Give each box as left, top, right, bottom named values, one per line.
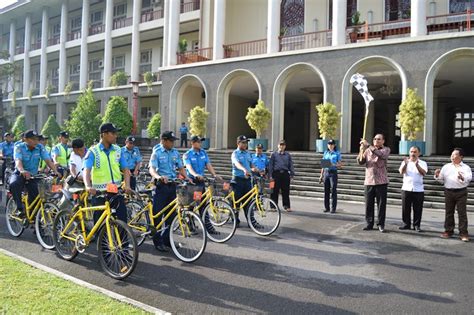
left=231, top=176, right=252, bottom=223
left=130, top=175, right=136, bottom=191
left=401, top=190, right=424, bottom=227
left=9, top=173, right=39, bottom=211
left=324, top=172, right=338, bottom=211
left=1, top=160, right=7, bottom=184
left=365, top=184, right=388, bottom=227
left=180, top=134, right=188, bottom=148
left=444, top=188, right=468, bottom=235
left=152, top=183, right=177, bottom=247
left=271, top=171, right=291, bottom=208
left=91, top=193, right=128, bottom=223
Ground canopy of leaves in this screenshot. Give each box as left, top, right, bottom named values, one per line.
left=102, top=96, right=133, bottom=136
left=12, top=114, right=26, bottom=140
left=316, top=102, right=341, bottom=140
left=188, top=106, right=209, bottom=137
left=147, top=113, right=161, bottom=139
left=399, top=88, right=425, bottom=141
left=64, top=86, right=102, bottom=147
left=245, top=99, right=272, bottom=138
left=41, top=115, right=62, bottom=144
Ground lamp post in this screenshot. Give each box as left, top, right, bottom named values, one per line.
left=130, top=81, right=139, bottom=135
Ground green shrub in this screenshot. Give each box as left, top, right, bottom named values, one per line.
left=245, top=99, right=271, bottom=138
left=12, top=114, right=26, bottom=139
left=102, top=96, right=133, bottom=136
left=41, top=115, right=62, bottom=144
left=316, top=102, right=341, bottom=140
left=147, top=113, right=161, bottom=139
left=109, top=71, right=128, bottom=87
left=188, top=106, right=209, bottom=137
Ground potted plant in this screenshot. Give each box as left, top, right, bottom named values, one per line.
left=245, top=99, right=271, bottom=150
left=349, top=11, right=365, bottom=43
left=315, top=102, right=341, bottom=153
left=147, top=113, right=161, bottom=146
left=143, top=71, right=155, bottom=92
left=188, top=105, right=210, bottom=149
left=398, top=88, right=426, bottom=155
left=27, top=89, right=33, bottom=102
left=178, top=38, right=188, bottom=64
left=64, top=81, right=73, bottom=99
left=109, top=70, right=129, bottom=87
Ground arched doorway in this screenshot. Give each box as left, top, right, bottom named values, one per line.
left=341, top=56, right=407, bottom=153
left=273, top=63, right=326, bottom=151
left=425, top=48, right=474, bottom=155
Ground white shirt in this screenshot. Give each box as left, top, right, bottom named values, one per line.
left=435, top=162, right=472, bottom=189
left=69, top=152, right=85, bottom=178
left=399, top=159, right=428, bottom=192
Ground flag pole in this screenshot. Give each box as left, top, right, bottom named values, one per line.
left=362, top=100, right=371, bottom=140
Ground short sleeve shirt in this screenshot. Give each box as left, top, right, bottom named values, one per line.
left=183, top=148, right=210, bottom=178
left=179, top=126, right=188, bottom=134
left=252, top=153, right=268, bottom=171
left=0, top=141, right=14, bottom=158
left=121, top=146, right=142, bottom=170
left=150, top=144, right=183, bottom=179
left=69, top=151, right=86, bottom=174
left=84, top=143, right=128, bottom=170
left=400, top=159, right=428, bottom=192
left=14, top=143, right=51, bottom=175
left=231, top=149, right=252, bottom=178
left=323, top=150, right=341, bottom=171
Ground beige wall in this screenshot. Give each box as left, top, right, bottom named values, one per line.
left=225, top=0, right=267, bottom=44
left=359, top=0, right=384, bottom=23
left=305, top=0, right=330, bottom=31
left=227, top=95, right=255, bottom=146
left=180, top=85, right=205, bottom=126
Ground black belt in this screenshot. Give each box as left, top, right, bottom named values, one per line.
left=445, top=187, right=467, bottom=192
left=274, top=170, right=288, bottom=173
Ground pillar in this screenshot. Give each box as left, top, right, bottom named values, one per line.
left=58, top=0, right=68, bottom=92
left=79, top=0, right=89, bottom=89
left=23, top=14, right=31, bottom=97
left=213, top=0, right=226, bottom=60
left=267, top=0, right=280, bottom=54
left=103, top=0, right=114, bottom=87
left=130, top=0, right=142, bottom=81
left=411, top=0, right=427, bottom=37
left=332, top=0, right=347, bottom=46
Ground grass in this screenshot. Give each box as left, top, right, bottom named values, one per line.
left=0, top=252, right=149, bottom=314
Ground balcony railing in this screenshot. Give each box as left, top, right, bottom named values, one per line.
left=141, top=9, right=163, bottom=23
left=427, top=10, right=472, bottom=34
left=15, top=46, right=24, bottom=54
left=177, top=47, right=213, bottom=65
left=68, top=30, right=81, bottom=41
left=31, top=41, right=42, bottom=50
left=113, top=17, right=133, bottom=30
left=279, top=30, right=332, bottom=52
left=48, top=37, right=60, bottom=46
left=180, top=0, right=200, bottom=13
left=89, top=24, right=105, bottom=35
left=223, top=39, right=267, bottom=58
left=346, top=19, right=411, bottom=43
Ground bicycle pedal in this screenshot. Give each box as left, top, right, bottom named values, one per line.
left=120, top=266, right=128, bottom=273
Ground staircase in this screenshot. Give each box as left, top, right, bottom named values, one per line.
left=139, top=147, right=474, bottom=211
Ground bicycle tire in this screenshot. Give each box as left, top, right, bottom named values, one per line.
left=5, top=197, right=25, bottom=237
left=53, top=210, right=79, bottom=261
left=247, top=197, right=281, bottom=236
left=97, top=219, right=138, bottom=280
left=126, top=200, right=150, bottom=246
left=170, top=210, right=207, bottom=263
left=202, top=198, right=236, bottom=243
left=35, top=202, right=60, bottom=250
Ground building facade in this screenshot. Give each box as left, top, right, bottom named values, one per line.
left=1, top=0, right=474, bottom=155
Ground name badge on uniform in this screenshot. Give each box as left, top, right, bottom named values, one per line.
left=106, top=183, right=119, bottom=193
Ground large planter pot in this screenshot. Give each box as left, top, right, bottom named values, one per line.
left=399, top=140, right=426, bottom=156
left=316, top=139, right=339, bottom=153
left=248, top=138, right=268, bottom=151
left=349, top=31, right=358, bottom=43
left=202, top=138, right=210, bottom=150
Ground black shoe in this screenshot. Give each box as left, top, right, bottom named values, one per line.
left=363, top=225, right=373, bottom=231
left=378, top=226, right=385, bottom=233
left=208, top=229, right=221, bottom=235
left=154, top=244, right=170, bottom=252
left=330, top=210, right=336, bottom=214
left=323, top=209, right=330, bottom=213
left=399, top=225, right=410, bottom=230
left=414, top=226, right=422, bottom=232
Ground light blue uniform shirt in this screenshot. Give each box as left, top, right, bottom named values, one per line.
left=0, top=141, right=14, bottom=158
left=150, top=144, right=183, bottom=179
left=51, top=143, right=70, bottom=159
left=183, top=148, right=210, bottom=179
left=252, top=153, right=269, bottom=172
left=179, top=126, right=188, bottom=134
left=121, top=146, right=142, bottom=170
left=231, top=149, right=253, bottom=178
left=84, top=143, right=128, bottom=170
left=322, top=150, right=341, bottom=171
left=14, top=143, right=51, bottom=175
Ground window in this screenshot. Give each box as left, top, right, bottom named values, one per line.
left=89, top=59, right=102, bottom=88
left=114, top=3, right=127, bottom=18
left=69, top=63, right=80, bottom=83
left=71, top=16, right=82, bottom=31
left=280, top=0, right=304, bottom=36
left=454, top=112, right=474, bottom=138
left=450, top=0, right=473, bottom=13
left=192, top=40, right=199, bottom=50
left=385, top=0, right=411, bottom=21
left=112, top=55, right=125, bottom=73
left=142, top=0, right=152, bottom=10
left=52, top=23, right=61, bottom=37
left=328, top=0, right=358, bottom=29
left=34, top=71, right=40, bottom=89
left=140, top=50, right=152, bottom=73
left=90, top=11, right=103, bottom=25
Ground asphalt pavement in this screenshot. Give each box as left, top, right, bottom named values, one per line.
left=1, top=195, right=473, bottom=314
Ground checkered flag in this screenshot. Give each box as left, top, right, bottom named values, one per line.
left=350, top=73, right=374, bottom=112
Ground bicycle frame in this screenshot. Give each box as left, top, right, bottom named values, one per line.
left=9, top=193, right=45, bottom=224
left=225, top=185, right=260, bottom=211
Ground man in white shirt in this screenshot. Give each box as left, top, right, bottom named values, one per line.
left=399, top=146, right=427, bottom=232
left=69, top=138, right=87, bottom=182
left=434, top=148, right=472, bottom=242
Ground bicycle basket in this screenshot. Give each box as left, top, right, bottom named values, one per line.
left=177, top=184, right=203, bottom=207
left=38, top=177, right=53, bottom=199
left=211, top=181, right=231, bottom=197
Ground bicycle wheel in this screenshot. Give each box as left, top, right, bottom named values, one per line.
left=202, top=198, right=236, bottom=243
left=35, top=202, right=60, bottom=250
left=53, top=210, right=79, bottom=261
left=97, top=219, right=138, bottom=280
left=126, top=200, right=150, bottom=246
left=170, top=210, right=207, bottom=263
left=5, top=197, right=25, bottom=237
left=247, top=197, right=281, bottom=236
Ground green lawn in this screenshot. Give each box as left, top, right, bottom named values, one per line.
left=0, top=253, right=149, bottom=314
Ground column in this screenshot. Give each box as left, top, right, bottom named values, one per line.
left=411, top=0, right=427, bottom=37
left=213, top=0, right=226, bottom=60
left=332, top=0, right=347, bottom=46
left=79, top=0, right=90, bottom=89
left=58, top=0, right=68, bottom=92
left=162, top=0, right=169, bottom=67
left=130, top=0, right=142, bottom=81
left=267, top=0, right=280, bottom=54
left=103, top=0, right=113, bottom=87
left=37, top=102, right=47, bottom=130
left=9, top=20, right=16, bottom=97
left=23, top=14, right=31, bottom=97
left=39, top=7, right=49, bottom=95
left=56, top=102, right=65, bottom=126
left=167, top=0, right=180, bottom=66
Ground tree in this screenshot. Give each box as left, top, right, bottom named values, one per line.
left=102, top=96, right=133, bottom=136
left=12, top=114, right=26, bottom=140
left=147, top=113, right=161, bottom=139
left=315, top=102, right=341, bottom=139
left=245, top=99, right=271, bottom=138
left=399, top=88, right=425, bottom=141
left=65, top=85, right=102, bottom=147
left=188, top=106, right=209, bottom=137
left=41, top=115, right=62, bottom=144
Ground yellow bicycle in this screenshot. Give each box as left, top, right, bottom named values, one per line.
left=53, top=190, right=138, bottom=280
